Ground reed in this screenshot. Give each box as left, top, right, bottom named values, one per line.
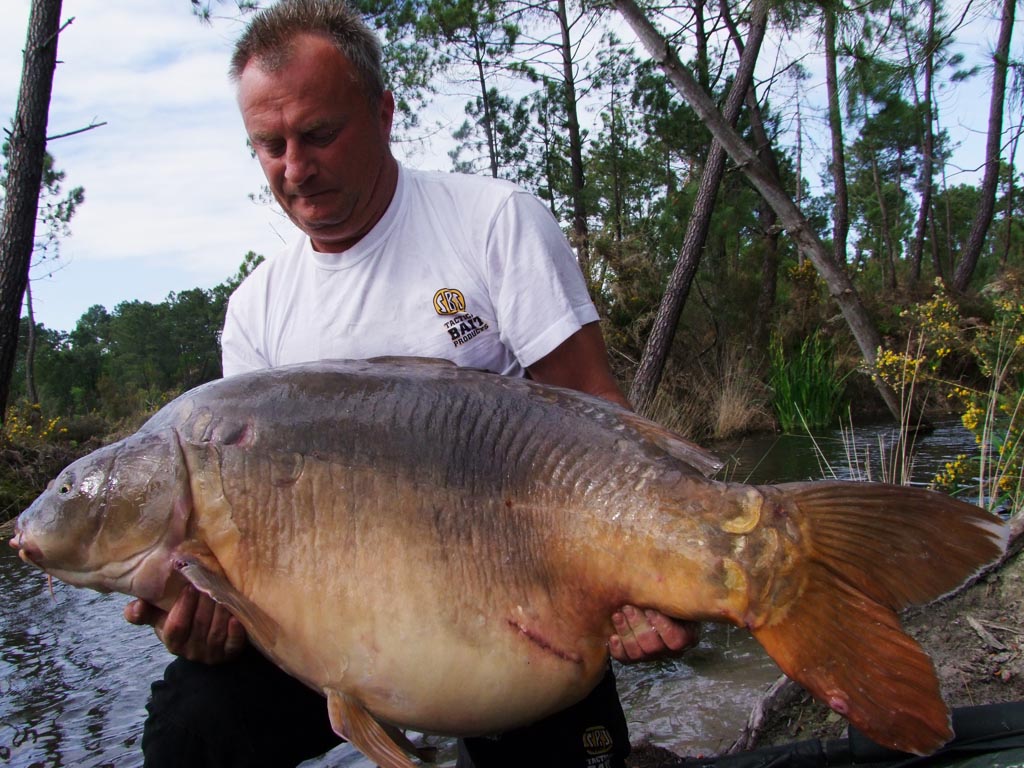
left=767, top=331, right=849, bottom=433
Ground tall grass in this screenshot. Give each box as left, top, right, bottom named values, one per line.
left=767, top=332, right=849, bottom=433
left=646, top=346, right=773, bottom=440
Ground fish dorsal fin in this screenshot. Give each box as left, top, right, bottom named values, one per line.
left=365, top=355, right=456, bottom=367
left=175, top=556, right=280, bottom=650
left=326, top=690, right=419, bottom=768
left=618, top=411, right=723, bottom=477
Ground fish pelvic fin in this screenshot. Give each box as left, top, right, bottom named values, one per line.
left=752, top=481, right=1007, bottom=755
left=326, top=689, right=423, bottom=768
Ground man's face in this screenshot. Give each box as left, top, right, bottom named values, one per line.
left=237, top=34, right=397, bottom=253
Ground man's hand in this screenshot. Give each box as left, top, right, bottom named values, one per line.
left=609, top=605, right=700, bottom=663
left=124, top=586, right=247, bottom=665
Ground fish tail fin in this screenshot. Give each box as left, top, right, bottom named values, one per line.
left=752, top=481, right=1007, bottom=755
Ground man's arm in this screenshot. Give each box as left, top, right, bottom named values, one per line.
left=527, top=321, right=700, bottom=663
left=525, top=321, right=630, bottom=407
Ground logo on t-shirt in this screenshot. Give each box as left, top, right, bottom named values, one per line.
left=433, top=287, right=491, bottom=349
left=582, top=725, right=615, bottom=766
left=433, top=288, right=466, bottom=315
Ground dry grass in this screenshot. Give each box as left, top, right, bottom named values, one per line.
left=642, top=346, right=773, bottom=441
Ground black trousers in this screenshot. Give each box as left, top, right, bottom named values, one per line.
left=142, top=646, right=631, bottom=767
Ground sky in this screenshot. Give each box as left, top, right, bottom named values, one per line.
left=0, top=0, right=1015, bottom=334
left=0, top=0, right=457, bottom=335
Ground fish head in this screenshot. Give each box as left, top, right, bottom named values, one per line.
left=8, top=429, right=190, bottom=603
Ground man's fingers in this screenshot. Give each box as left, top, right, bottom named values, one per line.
left=123, top=598, right=160, bottom=627
left=224, top=616, right=248, bottom=659
left=609, top=606, right=701, bottom=664
left=161, top=586, right=200, bottom=654
left=610, top=606, right=654, bottom=662
left=123, top=588, right=246, bottom=664
left=645, top=611, right=700, bottom=652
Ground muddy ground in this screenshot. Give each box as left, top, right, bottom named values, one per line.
left=627, top=521, right=1024, bottom=767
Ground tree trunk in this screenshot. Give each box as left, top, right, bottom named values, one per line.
left=721, top=0, right=781, bottom=356
left=555, top=0, right=591, bottom=280
left=614, top=0, right=910, bottom=423
left=824, top=7, right=850, bottom=266
left=1001, top=119, right=1023, bottom=266
left=0, top=0, right=64, bottom=425
left=628, top=0, right=768, bottom=414
left=25, top=281, right=38, bottom=407
left=870, top=155, right=898, bottom=292
left=908, top=0, right=937, bottom=284
left=951, top=0, right=1015, bottom=292
left=472, top=39, right=500, bottom=179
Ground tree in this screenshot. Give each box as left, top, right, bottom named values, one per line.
left=951, top=0, right=1016, bottom=292
left=628, top=0, right=769, bottom=414
left=1, top=145, right=84, bottom=408
left=614, top=0, right=910, bottom=423
left=0, top=0, right=65, bottom=423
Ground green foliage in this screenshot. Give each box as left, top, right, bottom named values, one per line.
left=10, top=253, right=265, bottom=427
left=768, top=331, right=850, bottom=433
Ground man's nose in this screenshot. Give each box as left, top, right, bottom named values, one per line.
left=283, top=143, right=315, bottom=186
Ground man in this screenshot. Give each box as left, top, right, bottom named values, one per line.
left=126, top=1, right=698, bottom=766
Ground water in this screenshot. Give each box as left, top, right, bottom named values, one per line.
left=0, top=418, right=979, bottom=767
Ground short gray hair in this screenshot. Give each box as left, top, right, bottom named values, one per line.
left=229, top=0, right=384, bottom=102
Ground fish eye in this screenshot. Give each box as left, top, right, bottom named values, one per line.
left=58, top=483, right=71, bottom=495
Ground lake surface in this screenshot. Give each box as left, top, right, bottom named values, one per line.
left=0, top=418, right=978, bottom=767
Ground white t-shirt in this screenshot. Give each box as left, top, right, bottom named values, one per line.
left=221, top=165, right=599, bottom=378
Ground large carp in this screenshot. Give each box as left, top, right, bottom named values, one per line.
left=10, top=358, right=1007, bottom=766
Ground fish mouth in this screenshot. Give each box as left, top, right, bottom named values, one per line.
left=9, top=530, right=44, bottom=569
left=10, top=529, right=164, bottom=597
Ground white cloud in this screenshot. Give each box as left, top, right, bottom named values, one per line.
left=3, top=0, right=283, bottom=333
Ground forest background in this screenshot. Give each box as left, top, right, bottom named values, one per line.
left=2, top=0, right=1023, bottom=520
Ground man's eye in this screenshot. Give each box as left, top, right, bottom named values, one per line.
left=254, top=139, right=285, bottom=157
left=307, top=129, right=338, bottom=146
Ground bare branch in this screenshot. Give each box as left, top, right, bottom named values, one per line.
left=47, top=120, right=107, bottom=142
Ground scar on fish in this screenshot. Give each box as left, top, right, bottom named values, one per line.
left=507, top=619, right=583, bottom=664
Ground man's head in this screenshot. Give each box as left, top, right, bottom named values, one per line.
left=232, top=1, right=398, bottom=254
left=230, top=0, right=385, bottom=105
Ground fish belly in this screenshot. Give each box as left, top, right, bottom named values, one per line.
left=191, top=450, right=614, bottom=735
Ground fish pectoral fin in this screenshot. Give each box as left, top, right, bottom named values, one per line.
left=753, top=562, right=951, bottom=756
left=325, top=689, right=420, bottom=768
left=175, top=557, right=280, bottom=648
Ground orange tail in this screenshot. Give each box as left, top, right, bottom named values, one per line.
left=751, top=481, right=1007, bottom=755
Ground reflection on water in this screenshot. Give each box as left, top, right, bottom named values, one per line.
left=0, top=419, right=980, bottom=766
left=714, top=417, right=975, bottom=487
left=0, top=545, right=166, bottom=767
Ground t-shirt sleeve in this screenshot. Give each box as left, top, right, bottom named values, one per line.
left=485, top=192, right=599, bottom=368
left=221, top=280, right=272, bottom=378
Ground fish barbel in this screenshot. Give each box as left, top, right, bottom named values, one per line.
left=9, top=358, right=1008, bottom=766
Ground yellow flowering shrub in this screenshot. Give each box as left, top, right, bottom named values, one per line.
left=3, top=401, right=68, bottom=447
left=876, top=280, right=1024, bottom=511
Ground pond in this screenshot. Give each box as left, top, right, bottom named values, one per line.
left=0, top=418, right=979, bottom=767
